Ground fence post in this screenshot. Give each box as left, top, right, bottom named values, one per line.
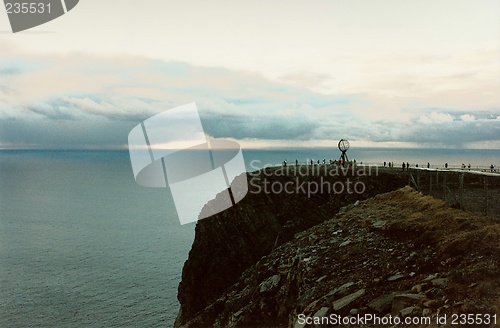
left=429, top=170, right=432, bottom=192
left=436, top=171, right=439, bottom=192
left=484, top=176, right=488, bottom=216
left=417, top=169, right=420, bottom=191
left=459, top=173, right=464, bottom=209
left=409, top=170, right=418, bottom=191
left=443, top=172, right=447, bottom=202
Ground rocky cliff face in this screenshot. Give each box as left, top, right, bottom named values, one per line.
left=178, top=186, right=500, bottom=327
left=176, top=166, right=408, bottom=326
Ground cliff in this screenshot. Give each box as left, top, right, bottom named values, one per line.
left=178, top=185, right=499, bottom=327
left=175, top=165, right=408, bottom=326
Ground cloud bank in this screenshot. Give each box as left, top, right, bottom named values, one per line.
left=0, top=45, right=499, bottom=149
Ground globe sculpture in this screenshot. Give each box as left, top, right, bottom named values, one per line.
left=338, top=139, right=349, bottom=166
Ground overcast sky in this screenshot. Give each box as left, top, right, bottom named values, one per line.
left=1, top=0, right=499, bottom=149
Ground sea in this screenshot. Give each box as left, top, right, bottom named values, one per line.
left=1, top=148, right=499, bottom=327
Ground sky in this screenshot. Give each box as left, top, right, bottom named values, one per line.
left=0, top=0, right=499, bottom=149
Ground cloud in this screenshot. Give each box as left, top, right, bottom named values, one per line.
left=460, top=114, right=476, bottom=122
left=344, top=51, right=500, bottom=115
left=200, top=111, right=319, bottom=140
left=418, top=112, right=454, bottom=124
left=407, top=120, right=500, bottom=147
left=0, top=44, right=498, bottom=149
left=0, top=68, right=22, bottom=76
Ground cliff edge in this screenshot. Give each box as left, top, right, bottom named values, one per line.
left=175, top=166, right=408, bottom=326
left=179, top=186, right=499, bottom=327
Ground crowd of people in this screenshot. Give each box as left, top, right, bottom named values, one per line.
left=282, top=159, right=496, bottom=173
left=381, top=161, right=496, bottom=173
left=282, top=158, right=357, bottom=167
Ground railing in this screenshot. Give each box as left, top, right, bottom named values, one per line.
left=360, top=161, right=497, bottom=173
left=407, top=168, right=500, bottom=220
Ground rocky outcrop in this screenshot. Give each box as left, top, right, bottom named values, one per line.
left=176, top=166, right=408, bottom=326
left=179, top=186, right=500, bottom=327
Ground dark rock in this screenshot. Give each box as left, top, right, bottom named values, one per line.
left=339, top=239, right=351, bottom=247
left=425, top=287, right=445, bottom=299
left=411, top=284, right=423, bottom=293
left=387, top=273, right=405, bottom=281
left=368, top=293, right=396, bottom=314
left=423, top=299, right=441, bottom=309
left=392, top=294, right=425, bottom=315
left=400, top=306, right=418, bottom=317
left=313, top=306, right=330, bottom=318
left=331, top=289, right=365, bottom=311
left=372, top=220, right=387, bottom=229
left=259, top=275, right=281, bottom=293
left=431, top=278, right=448, bottom=287
left=325, top=281, right=356, bottom=303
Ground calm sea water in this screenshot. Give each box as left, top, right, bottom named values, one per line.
left=1, top=148, right=498, bottom=327
left=0, top=150, right=195, bottom=327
